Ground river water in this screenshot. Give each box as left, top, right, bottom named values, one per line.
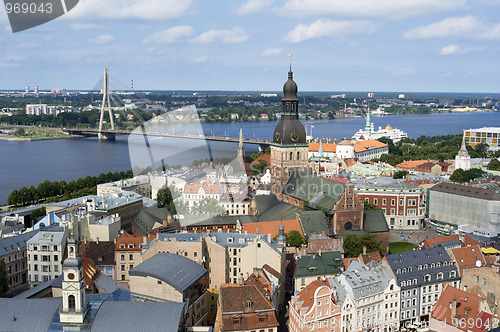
left=0, top=112, right=498, bottom=204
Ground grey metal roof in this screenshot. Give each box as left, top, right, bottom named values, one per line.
left=0, top=298, right=61, bottom=331
left=207, top=232, right=283, bottom=253
left=14, top=274, right=63, bottom=299
left=130, top=253, right=207, bottom=293
left=91, top=300, right=184, bottom=332
left=354, top=176, right=422, bottom=191
left=26, top=226, right=66, bottom=245
left=0, top=230, right=38, bottom=257
left=330, top=261, right=384, bottom=301
left=385, top=247, right=460, bottom=289
left=94, top=273, right=129, bottom=293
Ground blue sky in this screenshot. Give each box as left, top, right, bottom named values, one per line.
left=1, top=0, right=500, bottom=92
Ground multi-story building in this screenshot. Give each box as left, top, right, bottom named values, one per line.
left=97, top=177, right=152, bottom=199
left=463, top=127, right=500, bottom=151
left=0, top=230, right=37, bottom=291
left=430, top=284, right=496, bottom=332
left=384, top=246, right=461, bottom=325
left=428, top=182, right=500, bottom=237
left=141, top=233, right=204, bottom=264
left=27, top=225, right=69, bottom=285
left=115, top=232, right=146, bottom=285
left=78, top=239, right=116, bottom=280
left=289, top=280, right=341, bottom=332
left=329, top=261, right=399, bottom=332
left=182, top=181, right=221, bottom=208
left=215, top=284, right=279, bottom=332
left=355, top=176, right=425, bottom=230
left=204, top=233, right=285, bottom=289
left=293, top=251, right=343, bottom=292
left=46, top=191, right=144, bottom=233
left=308, top=139, right=389, bottom=161
left=219, top=193, right=250, bottom=215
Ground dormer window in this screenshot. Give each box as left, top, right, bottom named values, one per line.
left=258, top=314, right=266, bottom=323
left=245, top=299, right=253, bottom=309
left=128, top=244, right=134, bottom=248
left=232, top=316, right=241, bottom=325
left=119, top=244, right=125, bottom=248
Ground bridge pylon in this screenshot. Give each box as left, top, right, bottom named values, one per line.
left=98, top=68, right=115, bottom=140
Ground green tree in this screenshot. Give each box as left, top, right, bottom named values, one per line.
left=393, top=170, right=409, bottom=179
left=359, top=233, right=386, bottom=256
left=251, top=160, right=268, bottom=174
left=0, top=260, right=8, bottom=297
left=364, top=202, right=381, bottom=210
left=487, top=158, right=500, bottom=171
left=344, top=234, right=362, bottom=258
left=8, top=189, right=19, bottom=206
left=450, top=169, right=467, bottom=183
left=286, top=230, right=306, bottom=247
left=15, top=127, right=25, bottom=136
left=191, top=197, right=224, bottom=214
left=156, top=187, right=177, bottom=214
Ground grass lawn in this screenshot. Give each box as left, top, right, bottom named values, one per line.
left=389, top=242, right=418, bottom=254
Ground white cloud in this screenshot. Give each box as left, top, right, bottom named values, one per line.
left=277, top=0, right=466, bottom=19
left=70, top=23, right=103, bottom=30
left=404, top=16, right=500, bottom=40
left=65, top=0, right=192, bottom=21
left=439, top=44, right=484, bottom=55
left=0, top=56, right=22, bottom=68
left=89, top=34, right=114, bottom=45
left=191, top=27, right=248, bottom=44
left=283, top=19, right=377, bottom=43
left=143, top=26, right=193, bottom=44
left=237, top=0, right=274, bottom=15
left=261, top=48, right=283, bottom=56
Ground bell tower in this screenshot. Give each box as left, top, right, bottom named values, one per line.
left=60, top=238, right=89, bottom=324
left=270, top=55, right=309, bottom=199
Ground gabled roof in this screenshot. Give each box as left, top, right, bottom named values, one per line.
left=79, top=240, right=115, bottom=266
left=396, top=160, right=429, bottom=170
left=251, top=154, right=271, bottom=165
left=294, top=279, right=331, bottom=312
left=363, top=209, right=389, bottom=233
left=130, top=252, right=207, bottom=293
left=242, top=216, right=303, bottom=238
left=353, top=139, right=388, bottom=152
left=183, top=181, right=220, bottom=194
left=309, top=142, right=336, bottom=153
left=307, top=237, right=343, bottom=254
left=298, top=210, right=333, bottom=237
left=431, top=284, right=491, bottom=331
left=133, top=207, right=171, bottom=236
left=422, top=235, right=461, bottom=249
left=0, top=298, right=62, bottom=331
left=220, top=285, right=278, bottom=331
left=0, top=230, right=37, bottom=257
left=449, top=244, right=488, bottom=273
left=358, top=251, right=382, bottom=265
left=294, top=251, right=343, bottom=278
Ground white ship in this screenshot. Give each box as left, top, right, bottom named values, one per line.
left=352, top=107, right=408, bottom=142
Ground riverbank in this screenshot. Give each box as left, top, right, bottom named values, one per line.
left=0, top=134, right=81, bottom=141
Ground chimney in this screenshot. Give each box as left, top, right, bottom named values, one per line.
left=167, top=215, right=172, bottom=224
left=84, top=237, right=87, bottom=244
left=267, top=234, right=271, bottom=242
left=143, top=236, right=147, bottom=245
left=451, top=299, right=457, bottom=318
left=163, top=219, right=168, bottom=228
left=96, top=237, right=99, bottom=244
left=114, top=238, right=116, bottom=244
left=363, top=246, right=367, bottom=254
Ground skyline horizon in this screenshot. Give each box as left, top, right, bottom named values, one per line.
left=1, top=1, right=500, bottom=93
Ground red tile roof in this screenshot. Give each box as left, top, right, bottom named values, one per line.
left=184, top=181, right=220, bottom=194
left=242, top=215, right=303, bottom=238
left=431, top=284, right=491, bottom=331
left=307, top=238, right=343, bottom=254
left=251, top=154, right=270, bottom=165
left=423, top=235, right=461, bottom=249
left=309, top=142, right=336, bottom=153
left=295, top=279, right=330, bottom=312
left=396, top=160, right=429, bottom=170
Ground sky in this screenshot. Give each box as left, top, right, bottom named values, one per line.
left=1, top=0, right=500, bottom=93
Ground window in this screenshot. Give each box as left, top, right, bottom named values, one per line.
left=129, top=264, right=133, bottom=270
left=121, top=274, right=125, bottom=280
left=399, top=199, right=403, bottom=206
left=482, top=278, right=486, bottom=285
left=437, top=272, right=443, bottom=280
left=157, top=280, right=162, bottom=284
left=391, top=199, right=395, bottom=206
left=121, top=265, right=125, bottom=271
left=53, top=245, right=58, bottom=251
left=54, top=265, right=58, bottom=272
left=259, top=315, right=266, bottom=322
left=128, top=244, right=134, bottom=248
left=374, top=198, right=378, bottom=205
left=53, top=255, right=58, bottom=262
left=34, top=254, right=38, bottom=261
left=129, top=254, right=133, bottom=260
left=68, top=295, right=75, bottom=310
left=382, top=199, right=387, bottom=205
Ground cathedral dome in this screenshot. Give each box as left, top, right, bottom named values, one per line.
left=272, top=117, right=306, bottom=144
left=283, top=71, right=298, bottom=101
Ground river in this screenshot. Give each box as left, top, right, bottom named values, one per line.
left=0, top=111, right=498, bottom=205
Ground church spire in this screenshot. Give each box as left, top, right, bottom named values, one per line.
left=365, top=105, right=371, bottom=134
left=458, top=133, right=469, bottom=157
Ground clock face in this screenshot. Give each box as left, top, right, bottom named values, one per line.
left=291, top=132, right=299, bottom=142
left=67, top=273, right=75, bottom=280
left=274, top=132, right=280, bottom=141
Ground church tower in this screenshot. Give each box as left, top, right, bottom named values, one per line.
left=270, top=58, right=309, bottom=199
left=455, top=133, right=471, bottom=171
left=59, top=238, right=89, bottom=324
left=237, top=127, right=245, bottom=161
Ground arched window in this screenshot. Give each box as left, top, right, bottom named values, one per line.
left=297, top=152, right=300, bottom=160
left=290, top=152, right=293, bottom=160
left=68, top=295, right=75, bottom=310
